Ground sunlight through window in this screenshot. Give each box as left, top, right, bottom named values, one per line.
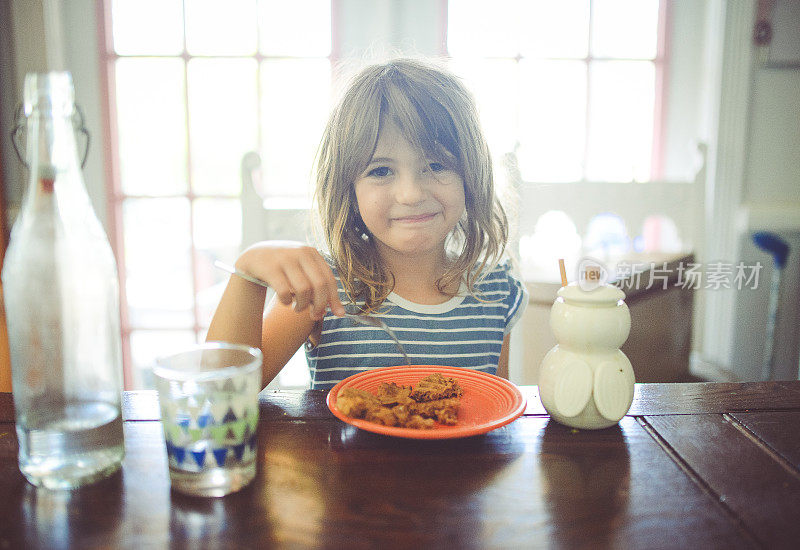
left=106, top=0, right=332, bottom=389
left=448, top=0, right=663, bottom=183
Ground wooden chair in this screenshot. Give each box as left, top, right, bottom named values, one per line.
left=239, top=151, right=314, bottom=251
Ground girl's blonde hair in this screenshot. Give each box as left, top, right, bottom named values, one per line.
left=315, top=58, right=508, bottom=312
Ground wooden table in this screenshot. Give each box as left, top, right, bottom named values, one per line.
left=2, top=382, right=800, bottom=549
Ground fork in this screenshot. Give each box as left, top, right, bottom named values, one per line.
left=343, top=311, right=410, bottom=366
left=214, top=260, right=411, bottom=365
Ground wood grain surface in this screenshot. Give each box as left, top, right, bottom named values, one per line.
left=645, top=413, right=800, bottom=548
left=731, top=410, right=800, bottom=469
left=3, top=380, right=795, bottom=424
left=1, top=381, right=799, bottom=549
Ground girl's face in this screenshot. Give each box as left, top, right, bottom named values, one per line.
left=354, top=120, right=466, bottom=262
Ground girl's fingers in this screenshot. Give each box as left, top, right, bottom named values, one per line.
left=267, top=270, right=296, bottom=306
left=281, top=262, right=314, bottom=312
left=282, top=259, right=335, bottom=318
left=316, top=257, right=345, bottom=316
left=303, top=257, right=343, bottom=319
left=239, top=244, right=344, bottom=317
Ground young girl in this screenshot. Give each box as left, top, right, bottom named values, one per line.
left=207, top=58, right=528, bottom=389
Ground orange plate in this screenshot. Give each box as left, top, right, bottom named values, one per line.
left=326, top=365, right=526, bottom=440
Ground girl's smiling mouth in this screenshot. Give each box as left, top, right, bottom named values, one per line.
left=392, top=212, right=439, bottom=223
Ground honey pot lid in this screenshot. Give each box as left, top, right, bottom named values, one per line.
left=557, top=282, right=626, bottom=304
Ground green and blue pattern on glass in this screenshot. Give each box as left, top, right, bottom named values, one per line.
left=157, top=370, right=260, bottom=472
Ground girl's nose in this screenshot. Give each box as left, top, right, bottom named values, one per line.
left=394, top=172, right=426, bottom=204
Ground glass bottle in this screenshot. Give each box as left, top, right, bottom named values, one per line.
left=1, top=72, right=125, bottom=489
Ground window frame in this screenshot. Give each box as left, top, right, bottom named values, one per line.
left=445, top=0, right=671, bottom=183
left=97, top=0, right=340, bottom=388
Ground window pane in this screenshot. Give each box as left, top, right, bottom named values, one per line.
left=185, top=0, right=258, bottom=55
left=586, top=61, right=654, bottom=181
left=116, top=58, right=187, bottom=196
left=130, top=330, right=196, bottom=389
left=449, top=59, right=518, bottom=159
left=259, top=0, right=331, bottom=56
left=193, top=198, right=242, bottom=327
left=518, top=60, right=586, bottom=182
left=193, top=199, right=242, bottom=254
left=448, top=0, right=518, bottom=57
left=260, top=59, right=330, bottom=200
left=592, top=0, right=659, bottom=59
left=187, top=58, right=259, bottom=196
left=519, top=0, right=589, bottom=58
left=267, top=349, right=310, bottom=389
left=112, top=0, right=184, bottom=55
left=123, top=198, right=194, bottom=328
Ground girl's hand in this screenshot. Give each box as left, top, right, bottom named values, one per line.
left=236, top=241, right=345, bottom=320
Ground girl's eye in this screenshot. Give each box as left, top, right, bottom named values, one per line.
left=429, top=162, right=445, bottom=172
left=367, top=166, right=391, bottom=178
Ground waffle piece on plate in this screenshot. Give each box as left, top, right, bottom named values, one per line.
left=376, top=382, right=414, bottom=406
left=410, top=373, right=463, bottom=402
left=336, top=387, right=380, bottom=418
left=408, top=398, right=461, bottom=425
left=336, top=373, right=462, bottom=429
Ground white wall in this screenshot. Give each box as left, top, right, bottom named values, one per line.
left=728, top=1, right=800, bottom=381
left=744, top=69, right=800, bottom=204
left=4, top=0, right=108, bottom=232
left=663, top=0, right=714, bottom=182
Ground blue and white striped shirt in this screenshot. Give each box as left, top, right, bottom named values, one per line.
left=305, top=261, right=529, bottom=389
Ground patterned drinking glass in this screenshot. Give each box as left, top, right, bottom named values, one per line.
left=153, top=342, right=262, bottom=497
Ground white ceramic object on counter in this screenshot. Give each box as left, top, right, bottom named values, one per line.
left=538, top=283, right=635, bottom=429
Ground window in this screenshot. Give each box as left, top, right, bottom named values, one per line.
left=447, top=0, right=666, bottom=183
left=102, top=0, right=332, bottom=389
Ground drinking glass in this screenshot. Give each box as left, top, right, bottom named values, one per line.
left=153, top=342, right=262, bottom=497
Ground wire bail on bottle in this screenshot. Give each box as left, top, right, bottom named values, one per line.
left=10, top=101, right=91, bottom=169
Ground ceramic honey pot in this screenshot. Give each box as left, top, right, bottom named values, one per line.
left=538, top=282, right=635, bottom=429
